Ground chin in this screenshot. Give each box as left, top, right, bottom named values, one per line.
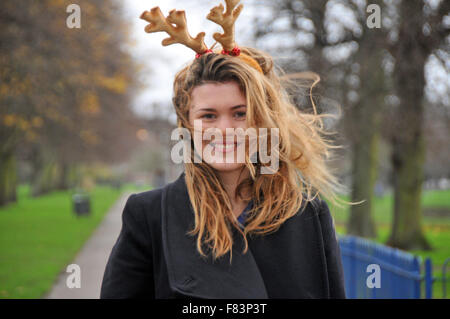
left=208, top=162, right=246, bottom=173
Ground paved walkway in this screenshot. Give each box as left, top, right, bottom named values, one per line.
left=45, top=191, right=133, bottom=299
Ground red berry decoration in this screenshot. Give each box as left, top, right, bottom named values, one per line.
left=220, top=47, right=240, bottom=56
left=230, top=46, right=241, bottom=56
left=195, top=49, right=213, bottom=59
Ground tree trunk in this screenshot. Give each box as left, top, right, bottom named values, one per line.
left=347, top=100, right=380, bottom=238
left=346, top=20, right=385, bottom=238
left=387, top=131, right=430, bottom=250
left=0, top=151, right=18, bottom=206
left=31, top=160, right=59, bottom=197
left=56, top=161, right=70, bottom=190
left=386, top=79, right=431, bottom=250
left=386, top=0, right=432, bottom=251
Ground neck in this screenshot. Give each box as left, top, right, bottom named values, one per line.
left=216, top=167, right=250, bottom=204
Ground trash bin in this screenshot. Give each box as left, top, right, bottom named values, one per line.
left=72, top=193, right=91, bottom=216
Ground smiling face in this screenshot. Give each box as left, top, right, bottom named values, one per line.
left=188, top=81, right=249, bottom=172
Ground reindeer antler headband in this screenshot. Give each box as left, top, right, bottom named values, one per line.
left=140, top=0, right=263, bottom=74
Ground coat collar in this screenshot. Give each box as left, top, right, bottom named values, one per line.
left=161, top=172, right=269, bottom=299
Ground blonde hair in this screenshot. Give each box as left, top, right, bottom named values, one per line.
left=172, top=46, right=347, bottom=261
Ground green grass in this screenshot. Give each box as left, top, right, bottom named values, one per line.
left=0, top=184, right=124, bottom=299
left=121, top=182, right=152, bottom=192
left=330, top=189, right=450, bottom=299
left=422, top=190, right=450, bottom=208
left=329, top=189, right=450, bottom=226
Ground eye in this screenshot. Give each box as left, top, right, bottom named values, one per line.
left=234, top=111, right=246, bottom=119
left=200, top=113, right=216, bottom=119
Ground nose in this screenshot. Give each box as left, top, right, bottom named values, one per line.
left=212, top=116, right=239, bottom=143
left=216, top=115, right=236, bottom=134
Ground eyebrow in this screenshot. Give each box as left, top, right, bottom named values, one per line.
left=194, top=105, right=247, bottom=113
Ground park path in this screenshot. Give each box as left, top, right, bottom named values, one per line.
left=44, top=191, right=133, bottom=299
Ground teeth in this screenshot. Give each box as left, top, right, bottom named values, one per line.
left=208, top=141, right=244, bottom=154
left=213, top=144, right=235, bottom=150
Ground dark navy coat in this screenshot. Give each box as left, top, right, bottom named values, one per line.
left=100, top=172, right=346, bottom=299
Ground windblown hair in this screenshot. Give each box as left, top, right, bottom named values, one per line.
left=172, top=46, right=347, bottom=261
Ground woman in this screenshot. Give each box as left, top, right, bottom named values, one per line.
left=100, top=2, right=346, bottom=299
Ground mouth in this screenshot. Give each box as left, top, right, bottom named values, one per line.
left=208, top=141, right=244, bottom=153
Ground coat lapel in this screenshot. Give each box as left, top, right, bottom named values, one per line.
left=161, top=172, right=268, bottom=299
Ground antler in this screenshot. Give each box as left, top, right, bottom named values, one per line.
left=140, top=7, right=208, bottom=54
left=207, top=0, right=244, bottom=52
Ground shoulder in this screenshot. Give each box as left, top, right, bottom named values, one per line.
left=122, top=187, right=165, bottom=227
left=309, top=197, right=338, bottom=244
left=297, top=196, right=330, bottom=219
left=126, top=173, right=184, bottom=210
left=309, top=197, right=333, bottom=220
left=302, top=196, right=334, bottom=225
left=122, top=173, right=187, bottom=231
left=128, top=187, right=164, bottom=208
left=297, top=197, right=337, bottom=238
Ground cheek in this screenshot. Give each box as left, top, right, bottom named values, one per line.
left=237, top=120, right=248, bottom=129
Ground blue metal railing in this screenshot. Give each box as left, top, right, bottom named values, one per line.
left=338, top=235, right=433, bottom=299
left=442, top=258, right=450, bottom=298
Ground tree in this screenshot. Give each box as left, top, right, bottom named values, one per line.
left=343, top=0, right=388, bottom=238
left=0, top=0, right=142, bottom=203
left=386, top=0, right=448, bottom=250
